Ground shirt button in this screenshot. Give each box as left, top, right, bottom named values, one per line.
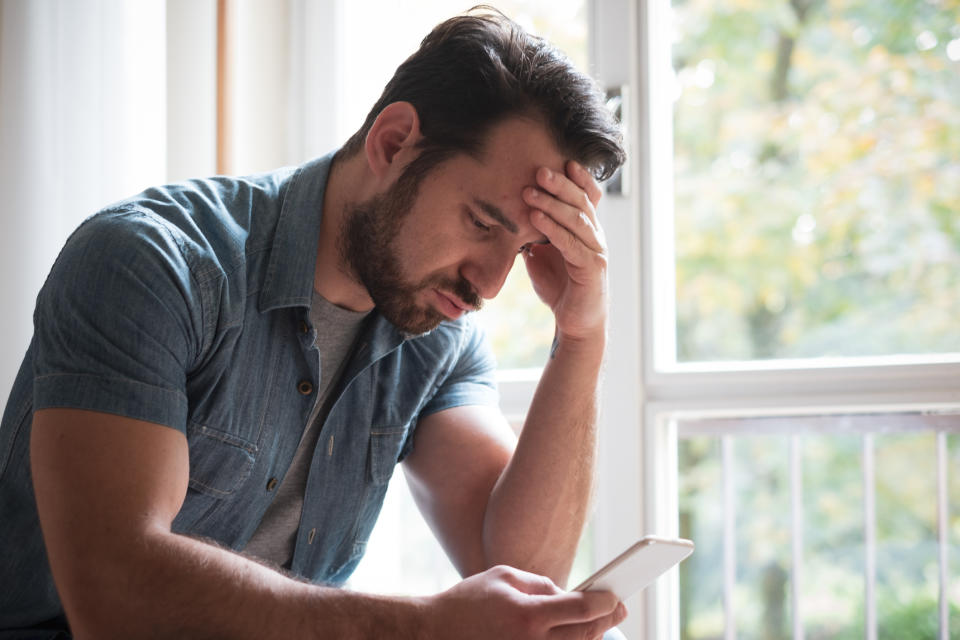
left=307, top=528, right=317, bottom=544
left=297, top=380, right=313, bottom=395
left=299, top=321, right=309, bottom=335
left=266, top=477, right=278, bottom=491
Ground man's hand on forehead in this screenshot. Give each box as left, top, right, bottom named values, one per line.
left=520, top=159, right=609, bottom=343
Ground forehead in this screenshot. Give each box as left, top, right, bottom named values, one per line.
left=470, top=117, right=567, bottom=190
left=407, top=117, right=567, bottom=239
left=415, top=117, right=567, bottom=236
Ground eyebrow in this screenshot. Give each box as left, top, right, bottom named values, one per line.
left=473, top=198, right=519, bottom=234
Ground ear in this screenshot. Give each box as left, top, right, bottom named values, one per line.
left=364, top=101, right=422, bottom=182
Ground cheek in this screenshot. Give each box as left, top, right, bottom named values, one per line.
left=396, top=225, right=465, bottom=276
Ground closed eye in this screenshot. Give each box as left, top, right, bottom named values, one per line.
left=518, top=239, right=551, bottom=255
left=467, top=209, right=492, bottom=233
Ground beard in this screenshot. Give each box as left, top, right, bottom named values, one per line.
left=338, top=163, right=482, bottom=337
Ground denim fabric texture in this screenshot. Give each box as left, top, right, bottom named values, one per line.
left=0, top=151, right=499, bottom=628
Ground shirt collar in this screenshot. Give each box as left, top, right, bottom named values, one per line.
left=258, top=151, right=336, bottom=313
left=257, top=150, right=411, bottom=354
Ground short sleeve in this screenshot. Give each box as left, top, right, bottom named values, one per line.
left=31, top=209, right=204, bottom=432
left=419, top=318, right=500, bottom=418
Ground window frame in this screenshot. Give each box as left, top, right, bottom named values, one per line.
left=592, top=0, right=960, bottom=638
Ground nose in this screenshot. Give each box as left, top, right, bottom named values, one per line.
left=461, top=248, right=517, bottom=300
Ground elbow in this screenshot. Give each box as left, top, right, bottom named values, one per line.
left=49, top=528, right=172, bottom=638
left=55, top=570, right=130, bottom=639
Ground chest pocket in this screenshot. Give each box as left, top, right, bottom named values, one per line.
left=185, top=421, right=256, bottom=497
left=369, top=426, right=409, bottom=485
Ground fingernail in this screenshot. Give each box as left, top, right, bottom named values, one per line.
left=543, top=168, right=553, bottom=180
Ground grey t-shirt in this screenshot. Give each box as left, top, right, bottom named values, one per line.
left=243, top=292, right=369, bottom=567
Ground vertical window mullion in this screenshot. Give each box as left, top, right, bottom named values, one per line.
left=790, top=435, right=804, bottom=640
left=863, top=434, right=877, bottom=640
left=722, top=435, right=736, bottom=640
left=937, top=430, right=949, bottom=640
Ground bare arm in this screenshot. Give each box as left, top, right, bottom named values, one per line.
left=31, top=407, right=620, bottom=638
left=405, top=341, right=600, bottom=586
left=486, top=161, right=609, bottom=584
left=30, top=408, right=426, bottom=638
left=482, top=331, right=603, bottom=584
left=405, top=161, right=608, bottom=587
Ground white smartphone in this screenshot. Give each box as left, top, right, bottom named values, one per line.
left=573, top=535, right=694, bottom=601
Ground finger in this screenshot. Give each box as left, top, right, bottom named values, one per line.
left=566, top=160, right=604, bottom=210
left=530, top=209, right=606, bottom=271
left=534, top=166, right=598, bottom=226
left=524, top=189, right=605, bottom=254
left=532, top=590, right=618, bottom=627
left=550, top=601, right=628, bottom=640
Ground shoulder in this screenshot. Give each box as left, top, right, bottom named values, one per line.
left=55, top=207, right=195, bottom=281
left=397, top=315, right=497, bottom=390
left=65, top=166, right=294, bottom=284
left=404, top=315, right=492, bottom=361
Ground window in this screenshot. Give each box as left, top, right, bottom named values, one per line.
left=625, top=0, right=960, bottom=638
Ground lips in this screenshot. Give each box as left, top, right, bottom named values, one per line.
left=432, top=289, right=470, bottom=320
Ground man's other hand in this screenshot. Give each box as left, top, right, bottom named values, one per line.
left=423, top=565, right=626, bottom=639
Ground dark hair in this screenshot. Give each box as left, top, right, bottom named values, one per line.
left=340, top=6, right=625, bottom=181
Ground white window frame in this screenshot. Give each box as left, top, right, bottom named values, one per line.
left=590, top=0, right=960, bottom=638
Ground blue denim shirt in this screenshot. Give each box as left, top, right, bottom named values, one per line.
left=0, top=152, right=499, bottom=628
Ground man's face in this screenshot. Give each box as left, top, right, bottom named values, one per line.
left=340, top=117, right=566, bottom=336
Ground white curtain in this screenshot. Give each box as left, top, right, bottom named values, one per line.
left=0, top=0, right=167, bottom=412
left=0, top=0, right=342, bottom=416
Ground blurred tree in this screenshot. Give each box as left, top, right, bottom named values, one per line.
left=673, top=0, right=960, bottom=362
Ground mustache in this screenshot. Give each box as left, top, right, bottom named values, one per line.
left=430, top=275, right=483, bottom=312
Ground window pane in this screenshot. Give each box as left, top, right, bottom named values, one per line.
left=679, top=436, right=726, bottom=639
left=875, top=433, right=939, bottom=638
left=677, top=412, right=960, bottom=639
left=731, top=436, right=793, bottom=640
left=671, top=0, right=960, bottom=362
left=801, top=432, right=865, bottom=638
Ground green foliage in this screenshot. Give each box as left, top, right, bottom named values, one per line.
left=833, top=596, right=960, bottom=640
left=673, top=0, right=960, bottom=361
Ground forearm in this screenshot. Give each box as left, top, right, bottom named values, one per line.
left=63, top=527, right=424, bottom=639
left=482, top=330, right=605, bottom=585
left=31, top=409, right=426, bottom=639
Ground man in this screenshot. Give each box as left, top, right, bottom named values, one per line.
left=0, top=7, right=626, bottom=638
